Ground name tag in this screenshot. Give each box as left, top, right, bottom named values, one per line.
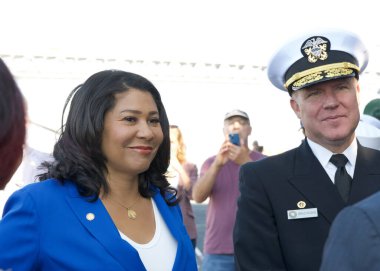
left=287, top=208, right=318, bottom=220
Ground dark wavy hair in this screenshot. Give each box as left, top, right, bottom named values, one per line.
left=0, top=58, right=26, bottom=189
left=39, top=70, right=177, bottom=205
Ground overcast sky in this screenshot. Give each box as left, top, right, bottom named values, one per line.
left=2, top=0, right=380, bottom=165
left=2, top=0, right=379, bottom=67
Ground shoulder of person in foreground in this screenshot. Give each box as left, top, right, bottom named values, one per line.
left=320, top=190, right=380, bottom=271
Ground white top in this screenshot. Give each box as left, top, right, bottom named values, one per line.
left=307, top=138, right=357, bottom=183
left=119, top=199, right=178, bottom=271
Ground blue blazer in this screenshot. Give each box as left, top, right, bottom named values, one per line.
left=320, top=190, right=380, bottom=271
left=0, top=179, right=197, bottom=271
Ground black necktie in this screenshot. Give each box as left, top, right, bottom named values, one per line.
left=330, top=154, right=352, bottom=202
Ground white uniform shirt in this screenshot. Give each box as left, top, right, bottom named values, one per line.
left=307, top=138, right=357, bottom=183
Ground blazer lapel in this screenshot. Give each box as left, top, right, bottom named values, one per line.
left=64, top=182, right=146, bottom=271
left=153, top=193, right=185, bottom=267
left=288, top=141, right=345, bottom=223
left=350, top=143, right=380, bottom=202
left=153, top=192, right=194, bottom=270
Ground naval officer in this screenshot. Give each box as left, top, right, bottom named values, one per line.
left=233, top=29, right=380, bottom=271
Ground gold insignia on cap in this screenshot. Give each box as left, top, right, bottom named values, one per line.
left=86, top=213, right=95, bottom=221
left=302, top=37, right=329, bottom=63
left=297, top=201, right=306, bottom=208
left=285, top=62, right=360, bottom=91
left=325, top=68, right=354, bottom=78
left=292, top=72, right=323, bottom=89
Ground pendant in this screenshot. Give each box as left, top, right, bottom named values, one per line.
left=127, top=209, right=137, bottom=220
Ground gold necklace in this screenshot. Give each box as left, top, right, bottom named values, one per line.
left=108, top=196, right=140, bottom=220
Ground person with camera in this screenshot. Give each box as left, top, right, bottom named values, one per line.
left=192, top=109, right=265, bottom=271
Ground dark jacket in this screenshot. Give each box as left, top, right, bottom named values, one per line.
left=234, top=140, right=380, bottom=271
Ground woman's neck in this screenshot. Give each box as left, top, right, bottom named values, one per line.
left=102, top=173, right=140, bottom=202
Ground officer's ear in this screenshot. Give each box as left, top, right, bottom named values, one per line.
left=290, top=94, right=302, bottom=120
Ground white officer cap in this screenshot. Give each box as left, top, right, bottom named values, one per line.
left=267, top=29, right=369, bottom=95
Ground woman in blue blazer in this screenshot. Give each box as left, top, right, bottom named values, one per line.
left=0, top=70, right=197, bottom=271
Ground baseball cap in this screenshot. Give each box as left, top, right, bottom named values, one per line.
left=224, top=109, right=249, bottom=121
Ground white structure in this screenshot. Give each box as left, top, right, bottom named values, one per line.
left=2, top=49, right=380, bottom=167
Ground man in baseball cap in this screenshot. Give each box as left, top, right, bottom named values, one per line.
left=224, top=109, right=250, bottom=122
left=234, top=29, right=380, bottom=271
left=193, top=109, right=264, bottom=271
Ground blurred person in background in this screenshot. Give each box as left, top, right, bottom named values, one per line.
left=0, top=58, right=26, bottom=190
left=0, top=70, right=197, bottom=270
left=168, top=125, right=198, bottom=249
left=362, top=98, right=380, bottom=127
left=356, top=98, right=380, bottom=150
left=252, top=140, right=264, bottom=153
left=0, top=59, right=51, bottom=215
left=192, top=109, right=266, bottom=271
left=0, top=105, right=54, bottom=217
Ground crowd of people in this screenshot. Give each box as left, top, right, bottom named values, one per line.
left=2, top=28, right=380, bottom=271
